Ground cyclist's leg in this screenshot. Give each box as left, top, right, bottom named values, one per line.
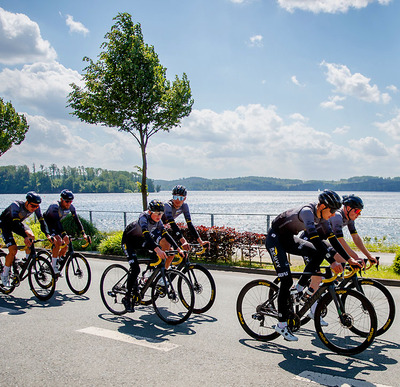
left=159, top=237, right=174, bottom=268
left=1, top=227, right=20, bottom=285
left=266, top=231, right=297, bottom=341
left=122, top=237, right=141, bottom=311
left=50, top=233, right=63, bottom=273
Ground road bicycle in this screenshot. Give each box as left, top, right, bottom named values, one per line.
left=0, top=239, right=56, bottom=301
left=37, top=236, right=92, bottom=295
left=100, top=250, right=195, bottom=325
left=236, top=267, right=378, bottom=356
left=139, top=243, right=216, bottom=314
left=273, top=257, right=395, bottom=337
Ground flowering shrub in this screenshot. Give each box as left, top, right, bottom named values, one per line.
left=176, top=223, right=266, bottom=263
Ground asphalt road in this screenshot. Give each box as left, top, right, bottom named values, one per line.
left=0, top=257, right=399, bottom=387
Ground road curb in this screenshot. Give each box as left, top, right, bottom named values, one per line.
left=84, top=251, right=400, bottom=287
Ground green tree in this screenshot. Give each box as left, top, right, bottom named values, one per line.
left=67, top=12, right=193, bottom=210
left=0, top=97, right=29, bottom=157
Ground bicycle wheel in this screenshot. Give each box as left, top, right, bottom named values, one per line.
left=346, top=278, right=395, bottom=336
left=151, top=269, right=194, bottom=325
left=236, top=279, right=280, bottom=341
left=0, top=251, right=16, bottom=294
left=28, top=256, right=56, bottom=301
left=65, top=253, right=91, bottom=295
left=100, top=264, right=128, bottom=315
left=314, top=288, right=377, bottom=355
left=182, top=264, right=216, bottom=314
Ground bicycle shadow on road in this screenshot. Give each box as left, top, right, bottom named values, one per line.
left=239, top=327, right=398, bottom=383
left=0, top=293, right=56, bottom=313
left=98, top=309, right=217, bottom=343
left=47, top=290, right=90, bottom=307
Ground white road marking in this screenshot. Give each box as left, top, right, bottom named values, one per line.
left=294, top=370, right=392, bottom=387
left=77, top=326, right=180, bottom=352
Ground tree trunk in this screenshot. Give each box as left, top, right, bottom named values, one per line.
left=140, top=142, right=147, bottom=211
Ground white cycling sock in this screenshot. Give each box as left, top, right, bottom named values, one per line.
left=2, top=266, right=10, bottom=276
left=52, top=258, right=58, bottom=268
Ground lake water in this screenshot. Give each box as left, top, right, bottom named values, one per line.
left=1, top=191, right=400, bottom=243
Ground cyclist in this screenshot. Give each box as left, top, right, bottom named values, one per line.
left=0, top=191, right=52, bottom=287
left=330, top=194, right=377, bottom=264
left=43, top=189, right=89, bottom=275
left=161, top=185, right=209, bottom=265
left=265, top=189, right=352, bottom=341
left=121, top=199, right=184, bottom=312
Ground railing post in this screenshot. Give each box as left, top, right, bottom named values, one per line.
left=124, top=212, right=127, bottom=229
left=211, top=214, right=214, bottom=227
left=266, top=215, right=271, bottom=232
left=89, top=211, right=93, bottom=224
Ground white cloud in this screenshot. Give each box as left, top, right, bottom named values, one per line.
left=65, top=14, right=89, bottom=36
left=348, top=136, right=388, bottom=156
left=291, top=75, right=304, bottom=87
left=333, top=125, right=350, bottom=135
left=321, top=61, right=391, bottom=104
left=0, top=7, right=57, bottom=65
left=0, top=61, right=83, bottom=117
left=320, top=95, right=346, bottom=110
left=248, top=35, right=263, bottom=47
left=277, top=0, right=392, bottom=14
left=386, top=85, right=398, bottom=93
left=375, top=111, right=400, bottom=140
left=0, top=114, right=142, bottom=170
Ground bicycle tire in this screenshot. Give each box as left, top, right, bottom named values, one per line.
left=344, top=278, right=395, bottom=336
left=314, top=288, right=377, bottom=355
left=100, top=264, right=129, bottom=315
left=182, top=264, right=216, bottom=314
left=0, top=251, right=16, bottom=294
left=151, top=269, right=194, bottom=325
left=65, top=253, right=91, bottom=295
left=236, top=279, right=280, bottom=341
left=28, top=256, right=56, bottom=301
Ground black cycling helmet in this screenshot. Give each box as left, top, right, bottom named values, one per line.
left=172, top=185, right=187, bottom=197
left=148, top=199, right=164, bottom=213
left=60, top=189, right=74, bottom=200
left=342, top=194, right=364, bottom=210
left=318, top=189, right=342, bottom=210
left=26, top=191, right=42, bottom=204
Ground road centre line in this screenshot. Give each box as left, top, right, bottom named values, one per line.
left=294, top=370, right=392, bottom=387
left=77, top=326, right=180, bottom=352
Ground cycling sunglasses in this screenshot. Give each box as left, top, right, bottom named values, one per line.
left=353, top=208, right=362, bottom=215
left=29, top=203, right=40, bottom=209
left=152, top=211, right=164, bottom=215
left=173, top=195, right=186, bottom=201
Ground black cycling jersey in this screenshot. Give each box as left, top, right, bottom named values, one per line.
left=122, top=211, right=178, bottom=251
left=271, top=202, right=336, bottom=261
left=329, top=208, right=358, bottom=238
left=0, top=200, right=49, bottom=245
left=162, top=200, right=200, bottom=241
left=44, top=201, right=84, bottom=236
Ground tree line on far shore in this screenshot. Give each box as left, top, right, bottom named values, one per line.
left=154, top=175, right=400, bottom=192
left=0, top=164, right=160, bottom=194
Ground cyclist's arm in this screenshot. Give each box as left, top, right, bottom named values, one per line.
left=336, top=236, right=359, bottom=259
left=71, top=205, right=85, bottom=235
left=351, top=233, right=376, bottom=261
left=35, top=207, right=50, bottom=237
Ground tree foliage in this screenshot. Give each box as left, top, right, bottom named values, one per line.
left=0, top=97, right=29, bottom=157
left=0, top=164, right=160, bottom=194
left=68, top=12, right=193, bottom=210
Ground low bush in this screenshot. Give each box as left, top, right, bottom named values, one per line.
left=393, top=250, right=400, bottom=275
left=98, top=231, right=124, bottom=256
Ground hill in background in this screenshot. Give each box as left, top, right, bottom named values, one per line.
left=154, top=176, right=400, bottom=191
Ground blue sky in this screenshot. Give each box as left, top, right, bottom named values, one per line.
left=0, top=0, right=399, bottom=181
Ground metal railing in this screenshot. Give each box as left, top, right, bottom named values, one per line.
left=78, top=209, right=277, bottom=232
